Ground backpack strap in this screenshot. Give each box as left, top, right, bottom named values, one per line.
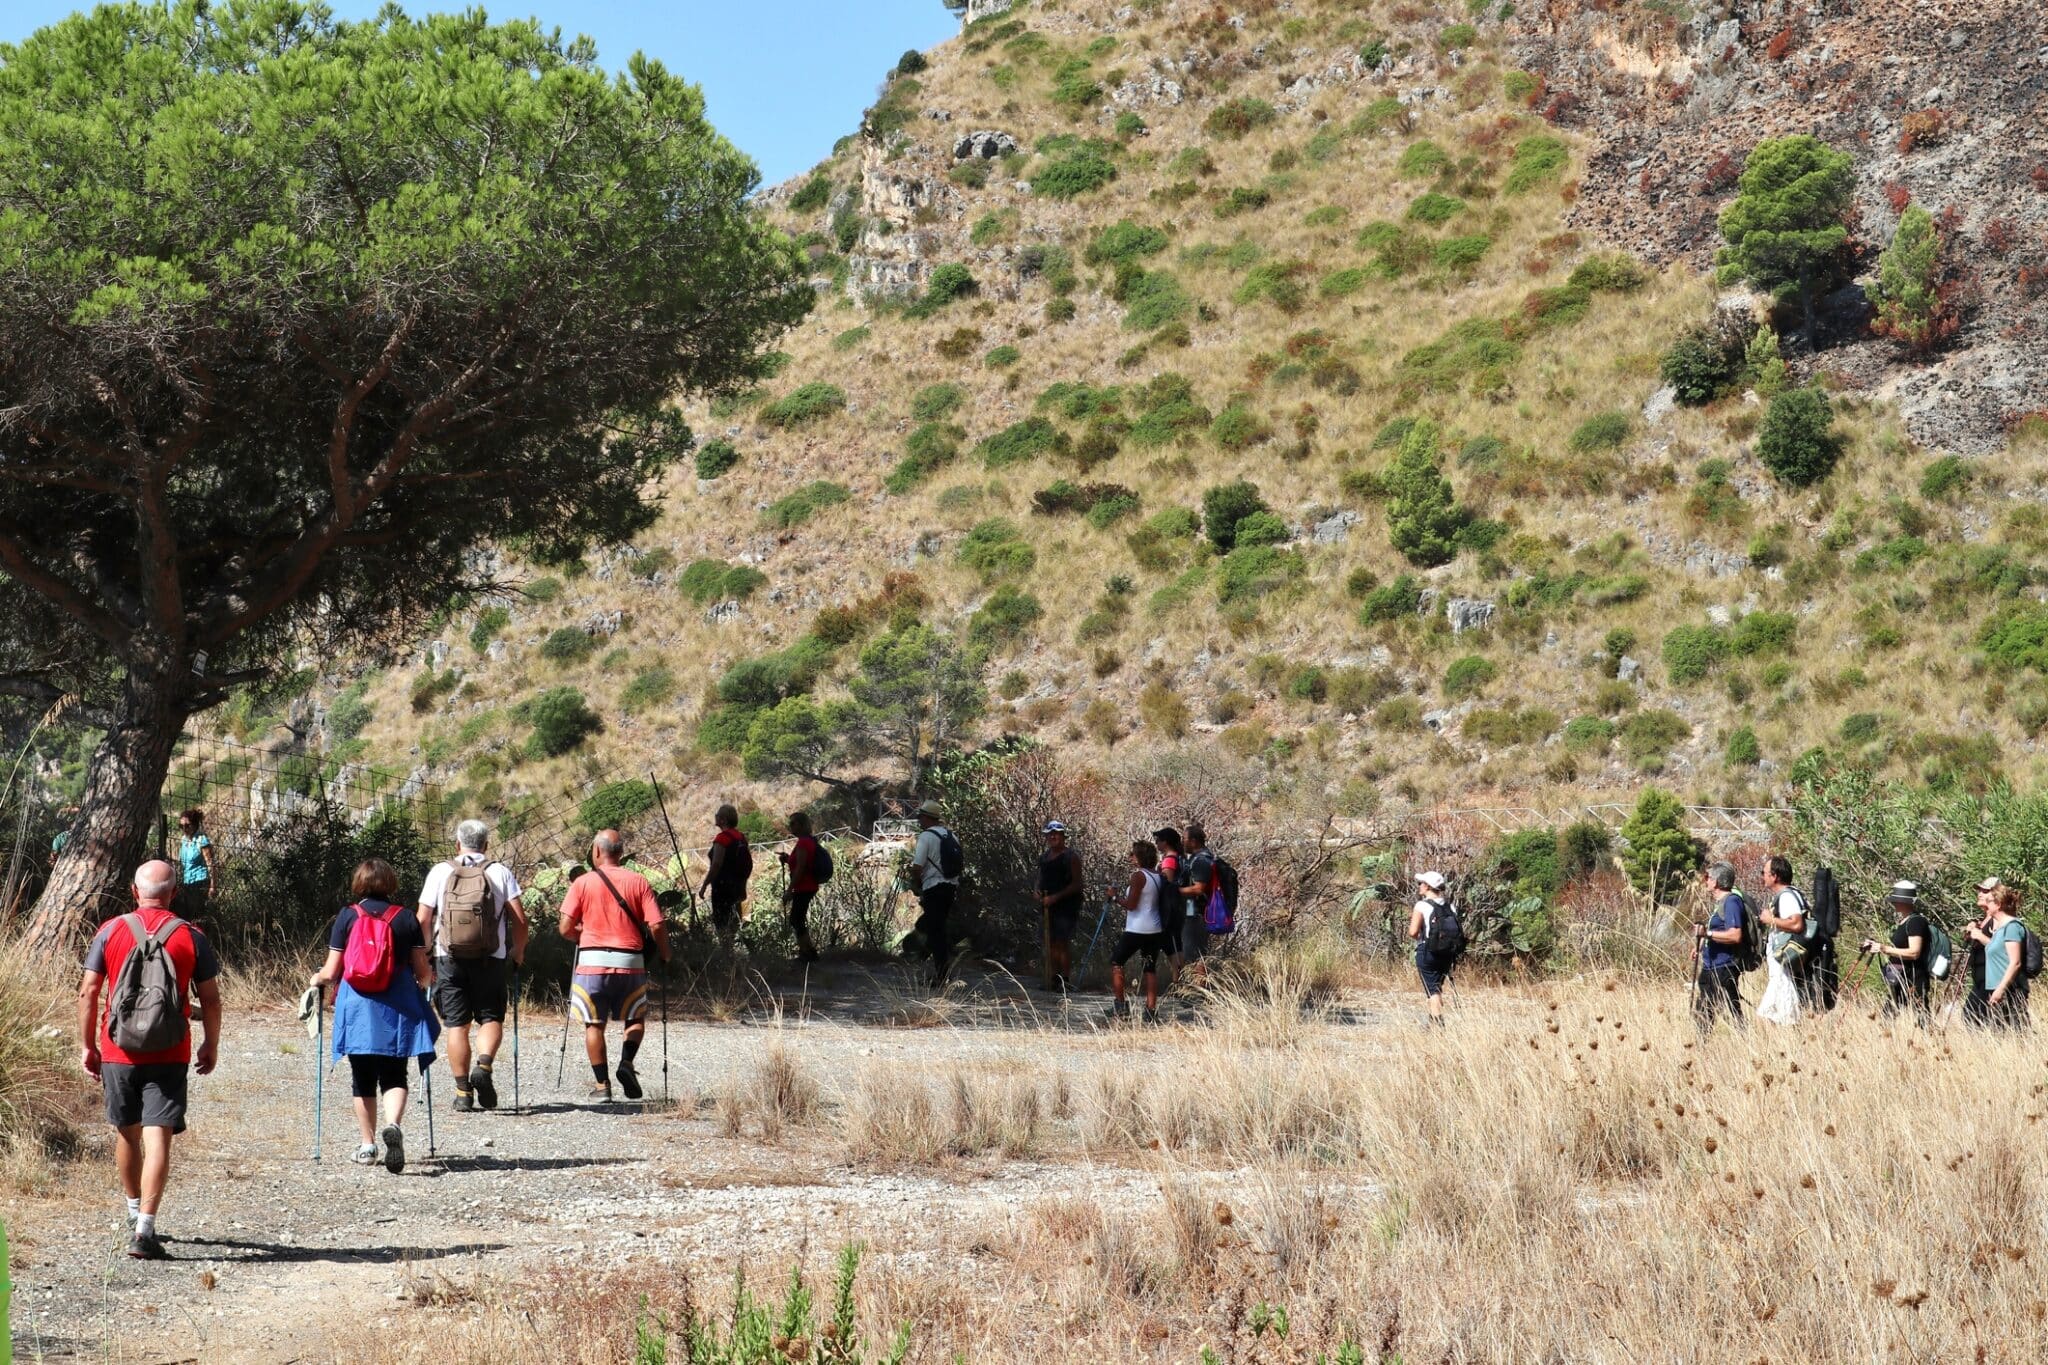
left=589, top=866, right=655, bottom=957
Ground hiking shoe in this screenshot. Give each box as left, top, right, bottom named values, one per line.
left=452, top=1087, right=475, bottom=1114
left=1103, top=1001, right=1131, bottom=1024
left=469, top=1067, right=498, bottom=1111
left=1142, top=1007, right=1160, bottom=1025
left=616, top=1064, right=643, bottom=1101
left=587, top=1082, right=613, bottom=1104
left=128, top=1232, right=168, bottom=1261
left=350, top=1143, right=379, bottom=1166
left=381, top=1124, right=405, bottom=1174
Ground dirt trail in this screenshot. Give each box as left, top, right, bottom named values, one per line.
left=8, top=969, right=1405, bottom=1363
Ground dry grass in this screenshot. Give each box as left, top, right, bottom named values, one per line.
left=712, top=1038, right=820, bottom=1143
left=0, top=948, right=94, bottom=1191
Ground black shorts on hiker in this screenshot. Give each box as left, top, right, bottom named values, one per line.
left=711, top=893, right=743, bottom=932
left=1112, top=931, right=1171, bottom=972
left=1047, top=899, right=1080, bottom=944
left=347, top=1054, right=411, bottom=1099
left=1415, top=948, right=1451, bottom=998
left=1180, top=914, right=1210, bottom=963
left=433, top=954, right=508, bottom=1027
left=786, top=891, right=815, bottom=937
left=101, top=1062, right=189, bottom=1133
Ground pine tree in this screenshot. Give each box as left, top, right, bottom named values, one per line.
left=1716, top=135, right=1856, bottom=341
left=1867, top=204, right=1957, bottom=351
left=1384, top=420, right=1464, bottom=567
left=1619, top=788, right=1705, bottom=903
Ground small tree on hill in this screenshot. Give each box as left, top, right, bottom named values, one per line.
left=1716, top=135, right=1856, bottom=342
left=1619, top=788, right=1705, bottom=904
left=1756, top=386, right=1843, bottom=487
left=1201, top=480, right=1269, bottom=551
left=1384, top=420, right=1463, bottom=567
left=1868, top=204, right=1961, bottom=352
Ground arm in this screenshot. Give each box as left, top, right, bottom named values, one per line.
left=1181, top=861, right=1212, bottom=901
left=700, top=843, right=725, bottom=895
left=1109, top=871, right=1142, bottom=912
left=201, top=841, right=220, bottom=892
left=1407, top=906, right=1425, bottom=941
left=558, top=884, right=583, bottom=943
left=193, top=978, right=222, bottom=1076
left=1991, top=931, right=2023, bottom=1001
left=310, top=947, right=345, bottom=989
left=77, top=971, right=104, bottom=1078
left=506, top=895, right=530, bottom=965
left=416, top=902, right=437, bottom=948
left=409, top=944, right=432, bottom=989
left=642, top=888, right=672, bottom=964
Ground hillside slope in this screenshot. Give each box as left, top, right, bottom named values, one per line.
left=239, top=0, right=2048, bottom=838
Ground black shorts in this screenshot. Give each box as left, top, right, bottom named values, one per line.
left=102, top=1062, right=189, bottom=1133
left=433, top=954, right=509, bottom=1027
left=1416, top=949, right=1451, bottom=997
left=347, top=1054, right=411, bottom=1099
left=786, top=891, right=816, bottom=935
left=1112, top=931, right=1171, bottom=972
left=711, top=893, right=744, bottom=930
left=1047, top=899, right=1081, bottom=943
left=1180, top=914, right=1210, bottom=963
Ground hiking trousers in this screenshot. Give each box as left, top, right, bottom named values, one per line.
left=1694, top=963, right=1744, bottom=1032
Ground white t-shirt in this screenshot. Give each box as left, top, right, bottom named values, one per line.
left=912, top=827, right=959, bottom=892
left=1770, top=887, right=1804, bottom=952
left=1125, top=870, right=1165, bottom=935
left=1414, top=898, right=1439, bottom=937
left=419, top=853, right=522, bottom=959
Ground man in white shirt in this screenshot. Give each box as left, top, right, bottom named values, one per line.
left=907, top=800, right=961, bottom=989
left=1755, top=854, right=1805, bottom=1027
left=418, top=819, right=529, bottom=1112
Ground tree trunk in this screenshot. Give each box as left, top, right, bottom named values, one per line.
left=19, top=673, right=187, bottom=965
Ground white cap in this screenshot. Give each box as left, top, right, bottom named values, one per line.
left=1042, top=820, right=1067, bottom=835
left=1887, top=880, right=1919, bottom=903
left=1417, top=870, right=1447, bottom=891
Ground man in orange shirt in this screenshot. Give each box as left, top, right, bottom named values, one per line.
left=559, top=829, right=670, bottom=1103
left=77, top=859, right=224, bottom=1261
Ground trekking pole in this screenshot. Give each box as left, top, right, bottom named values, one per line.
left=422, top=1057, right=436, bottom=1160
left=313, top=992, right=324, bottom=1164
left=649, top=773, right=698, bottom=930
left=556, top=996, right=571, bottom=1086
left=1079, top=897, right=1113, bottom=991
left=661, top=964, right=671, bottom=1109
left=510, top=963, right=521, bottom=1116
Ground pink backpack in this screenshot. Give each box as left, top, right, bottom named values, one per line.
left=340, top=903, right=400, bottom=993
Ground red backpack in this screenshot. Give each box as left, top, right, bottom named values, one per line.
left=340, top=903, right=401, bottom=993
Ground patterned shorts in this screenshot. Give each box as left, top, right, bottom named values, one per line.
left=570, top=971, right=650, bottom=1026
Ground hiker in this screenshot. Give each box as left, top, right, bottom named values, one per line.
left=1175, top=821, right=1217, bottom=988
left=1691, top=862, right=1746, bottom=1034
left=1964, top=878, right=2029, bottom=1030
left=777, top=811, right=822, bottom=963
left=309, top=859, right=437, bottom=1171
left=173, top=808, right=217, bottom=932
left=908, top=800, right=962, bottom=988
left=1103, top=839, right=1171, bottom=1024
left=559, top=829, right=671, bottom=1102
left=1407, top=870, right=1460, bottom=1026
left=1755, top=855, right=1804, bottom=1027
left=76, top=859, right=222, bottom=1260
left=699, top=804, right=752, bottom=951
left=1037, top=820, right=1083, bottom=989
left=1153, top=826, right=1185, bottom=984
left=49, top=804, right=77, bottom=868
left=418, top=820, right=528, bottom=1113
left=1862, top=881, right=1931, bottom=1023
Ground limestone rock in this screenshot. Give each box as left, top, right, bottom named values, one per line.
left=953, top=130, right=1019, bottom=160
left=1312, top=510, right=1361, bottom=545
left=1618, top=655, right=1642, bottom=682
left=1446, top=598, right=1496, bottom=634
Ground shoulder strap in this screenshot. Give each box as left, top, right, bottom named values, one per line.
left=121, top=912, right=147, bottom=953
left=590, top=867, right=654, bottom=954
left=148, top=914, right=185, bottom=948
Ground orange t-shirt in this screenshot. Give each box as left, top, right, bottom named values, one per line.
left=560, top=867, right=663, bottom=971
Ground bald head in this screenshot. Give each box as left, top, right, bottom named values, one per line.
left=592, top=830, right=625, bottom=864
left=134, top=860, right=176, bottom=904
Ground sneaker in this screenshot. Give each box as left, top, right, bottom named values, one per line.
left=128, top=1232, right=168, bottom=1261
left=350, top=1144, right=379, bottom=1166
left=452, top=1087, right=475, bottom=1114
left=1102, top=1001, right=1131, bottom=1024
left=587, top=1082, right=614, bottom=1104
left=616, top=1064, right=643, bottom=1101
left=469, top=1067, right=498, bottom=1111
left=1142, top=1007, right=1160, bottom=1025
left=381, top=1124, right=405, bottom=1174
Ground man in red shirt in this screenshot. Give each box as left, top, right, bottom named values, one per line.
left=559, top=830, right=670, bottom=1103
left=76, top=859, right=223, bottom=1261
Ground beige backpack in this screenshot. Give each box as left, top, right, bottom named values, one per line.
left=438, top=862, right=501, bottom=959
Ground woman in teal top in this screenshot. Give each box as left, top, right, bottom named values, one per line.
left=1965, top=878, right=2030, bottom=1030
left=175, top=807, right=218, bottom=929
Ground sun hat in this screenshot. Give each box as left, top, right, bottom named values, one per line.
left=1975, top=876, right=2004, bottom=893
left=916, top=800, right=944, bottom=818
left=1887, top=880, right=1919, bottom=904
left=1417, top=870, right=1447, bottom=891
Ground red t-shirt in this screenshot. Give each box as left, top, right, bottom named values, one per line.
left=559, top=866, right=663, bottom=972
left=710, top=828, right=749, bottom=895
left=786, top=836, right=821, bottom=895
left=85, top=907, right=220, bottom=1066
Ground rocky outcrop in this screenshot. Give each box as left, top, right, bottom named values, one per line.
left=845, top=138, right=968, bottom=300
left=941, top=0, right=1013, bottom=26
left=953, top=130, right=1019, bottom=160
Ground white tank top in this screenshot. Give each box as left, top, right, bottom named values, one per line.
left=1127, top=870, right=1164, bottom=934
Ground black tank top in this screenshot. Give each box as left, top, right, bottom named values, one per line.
left=1039, top=849, right=1080, bottom=905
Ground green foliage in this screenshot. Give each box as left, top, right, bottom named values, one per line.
left=694, top=439, right=741, bottom=480
left=1115, top=111, right=1148, bottom=140
left=1746, top=324, right=1789, bottom=398
left=1206, top=97, right=1279, bottom=140
left=1384, top=419, right=1464, bottom=567
left=1562, top=716, right=1614, bottom=753
left=666, top=1246, right=911, bottom=1365
left=695, top=704, right=759, bottom=755
left=1217, top=545, right=1305, bottom=606
left=522, top=687, right=602, bottom=757
left=1127, top=372, right=1212, bottom=447
left=969, top=584, right=1043, bottom=647
left=1440, top=23, right=1479, bottom=49
left=1397, top=140, right=1451, bottom=180
left=979, top=417, right=1067, bottom=468
left=1210, top=403, right=1271, bottom=451
left=1031, top=140, right=1119, bottom=198
left=469, top=606, right=511, bottom=654
left=1235, top=261, right=1308, bottom=311
left=1433, top=235, right=1492, bottom=271
left=620, top=665, right=676, bottom=714
left=959, top=518, right=1037, bottom=580
left=911, top=382, right=966, bottom=421
left=1319, top=267, right=1371, bottom=297
left=762, top=480, right=852, bottom=529
left=1662, top=624, right=1729, bottom=685
left=1398, top=316, right=1519, bottom=391
left=579, top=780, right=655, bottom=834
left=523, top=576, right=563, bottom=604
left=1087, top=221, right=1171, bottom=266
left=679, top=558, right=768, bottom=605
left=1568, top=411, right=1633, bottom=452
left=885, top=422, right=966, bottom=494
left=1725, top=726, right=1762, bottom=766
left=1619, top=788, right=1704, bottom=902
left=1503, top=70, right=1541, bottom=103
left=759, top=383, right=848, bottom=427
left=1661, top=327, right=1744, bottom=406
left=1118, top=269, right=1192, bottom=330
left=1050, top=57, right=1103, bottom=114
left=1351, top=97, right=1406, bottom=134
left=1716, top=135, right=1856, bottom=322
left=904, top=263, right=979, bottom=319
left=1304, top=203, right=1348, bottom=226
left=1215, top=186, right=1273, bottom=219
left=1920, top=455, right=1971, bottom=502
left=789, top=174, right=833, bottom=213
left=1840, top=711, right=1881, bottom=744
left=1868, top=204, right=1952, bottom=350
left=1443, top=654, right=1498, bottom=698
left=1979, top=604, right=2048, bottom=673
left=1731, top=611, right=1796, bottom=657
left=985, top=344, right=1022, bottom=369
left=1232, top=510, right=1289, bottom=547
left=1620, top=709, right=1690, bottom=764
left=1464, top=705, right=1559, bottom=748
left=1202, top=480, right=1270, bottom=551
left=1503, top=135, right=1571, bottom=194
left=1359, top=574, right=1422, bottom=624
left=831, top=325, right=872, bottom=352
left=327, top=682, right=374, bottom=743
left=1756, top=386, right=1842, bottom=487
left=540, top=626, right=594, bottom=665
left=1406, top=192, right=1466, bottom=225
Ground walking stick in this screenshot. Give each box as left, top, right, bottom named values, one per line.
left=1079, top=897, right=1113, bottom=990
left=660, top=964, right=670, bottom=1109
left=1040, top=897, right=1054, bottom=990
left=649, top=773, right=699, bottom=930
left=510, top=963, right=521, bottom=1116
left=422, top=1057, right=436, bottom=1159
left=556, top=998, right=571, bottom=1086
left=312, top=993, right=323, bottom=1164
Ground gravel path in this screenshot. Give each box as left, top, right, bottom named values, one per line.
left=10, top=968, right=1404, bottom=1362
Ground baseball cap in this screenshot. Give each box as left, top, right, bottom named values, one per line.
left=1417, top=870, right=1447, bottom=891
left=1041, top=820, right=1067, bottom=835
left=1975, top=876, right=2004, bottom=893
left=1887, top=880, right=1919, bottom=903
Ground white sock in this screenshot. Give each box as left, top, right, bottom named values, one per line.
left=126, top=1196, right=141, bottom=1219
left=135, top=1212, right=156, bottom=1238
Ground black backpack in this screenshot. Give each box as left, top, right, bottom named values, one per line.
left=1423, top=897, right=1466, bottom=962
left=935, top=826, right=965, bottom=880
left=1730, top=892, right=1765, bottom=973
left=718, top=835, right=753, bottom=893
left=1811, top=866, right=1841, bottom=940
left=2023, top=925, right=2044, bottom=983
left=813, top=841, right=835, bottom=884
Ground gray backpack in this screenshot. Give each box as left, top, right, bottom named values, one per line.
left=109, top=914, right=191, bottom=1054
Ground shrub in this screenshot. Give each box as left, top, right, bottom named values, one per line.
left=619, top=665, right=676, bottom=714
left=1320, top=267, right=1370, bottom=297
left=1920, top=454, right=1971, bottom=502
left=1406, top=192, right=1465, bottom=225
left=579, top=779, right=656, bottom=834
left=969, top=584, right=1043, bottom=647
left=1210, top=403, right=1271, bottom=450
left=1397, top=140, right=1451, bottom=179
left=1118, top=269, right=1191, bottom=329
left=1232, top=510, right=1288, bottom=547
left=469, top=605, right=510, bottom=654
left=1128, top=372, right=1212, bottom=447
left=1503, top=70, right=1541, bottom=103
left=1756, top=386, right=1842, bottom=487
left=1235, top=260, right=1307, bottom=311
left=759, top=382, right=847, bottom=427
left=1464, top=704, right=1557, bottom=747
left=1086, top=221, right=1170, bottom=266
left=1725, top=726, right=1762, bottom=766
left=523, top=686, right=602, bottom=757
left=1662, top=623, right=1729, bottom=684
left=1868, top=201, right=1959, bottom=351
left=936, top=327, right=981, bottom=360
left=1444, top=654, right=1497, bottom=698
left=788, top=174, right=833, bottom=213
left=978, top=417, right=1066, bottom=468
left=1568, top=410, right=1632, bottom=452
left=1730, top=610, right=1796, bottom=657
left=832, top=325, right=872, bottom=352
left=1031, top=142, right=1118, bottom=198
left=1620, top=708, right=1690, bottom=763
left=1139, top=682, right=1190, bottom=737
left=1562, top=715, right=1614, bottom=753
left=762, top=480, right=851, bottom=529
left=985, top=344, right=1022, bottom=369
left=885, top=421, right=966, bottom=494
left=959, top=518, right=1037, bottom=580
left=1351, top=96, right=1406, bottom=134
left=1503, top=135, right=1570, bottom=194
left=540, top=626, right=594, bottom=665
left=904, top=263, right=980, bottom=319
left=1304, top=203, right=1347, bottom=226
left=1661, top=327, right=1744, bottom=405
left=1618, top=787, right=1703, bottom=901
left=1202, top=479, right=1270, bottom=551
left=1050, top=57, right=1102, bottom=113
left=1433, top=234, right=1492, bottom=270
left=1115, top=110, right=1147, bottom=140
left=1045, top=296, right=1077, bottom=323
left=1979, top=604, right=2048, bottom=672
left=1840, top=712, right=1881, bottom=744
left=1216, top=544, right=1305, bottom=606
left=1287, top=667, right=1328, bottom=703
left=1215, top=185, right=1272, bottom=218
left=1439, top=22, right=1478, bottom=49
left=1205, top=97, right=1278, bottom=140
left=694, top=438, right=741, bottom=481
left=1359, top=573, right=1422, bottom=624
left=1385, top=419, right=1464, bottom=567
left=911, top=382, right=966, bottom=421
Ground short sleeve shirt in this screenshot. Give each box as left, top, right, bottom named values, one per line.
left=1702, top=893, right=1744, bottom=971
left=786, top=837, right=821, bottom=895
left=419, top=854, right=522, bottom=958
left=328, top=899, right=426, bottom=958
left=913, top=827, right=958, bottom=892
left=559, top=867, right=663, bottom=970
left=710, top=829, right=750, bottom=898
left=1890, top=912, right=1931, bottom=984
left=178, top=834, right=212, bottom=885
left=1183, top=851, right=1216, bottom=919
left=1985, top=919, right=2026, bottom=991
left=85, top=909, right=220, bottom=1066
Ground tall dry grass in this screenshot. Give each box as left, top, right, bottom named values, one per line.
left=0, top=948, right=94, bottom=1190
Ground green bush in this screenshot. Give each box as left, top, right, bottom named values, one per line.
left=1731, top=610, right=1796, bottom=657
left=1232, top=510, right=1288, bottom=547
left=979, top=417, right=1066, bottom=467
left=904, top=263, right=979, bottom=319
left=1840, top=711, right=1881, bottom=744
left=579, top=779, right=656, bottom=834
left=1031, top=142, right=1118, bottom=198
left=1286, top=666, right=1328, bottom=703
left=788, top=174, right=833, bottom=213
left=1503, top=70, right=1541, bottom=103
left=1920, top=454, right=1971, bottom=501
left=694, top=704, right=757, bottom=755
left=885, top=422, right=966, bottom=495
left=1660, top=326, right=1744, bottom=406
left=1504, top=135, right=1570, bottom=194
left=1202, top=480, right=1270, bottom=551
left=1359, top=573, right=1422, bottom=624
left=1205, top=97, right=1278, bottom=140
left=1562, top=715, right=1614, bottom=753
left=1210, top=403, right=1270, bottom=450
left=1217, top=544, right=1305, bottom=606
left=1618, top=787, right=1703, bottom=901
left=1406, top=192, right=1465, bottom=225
left=1439, top=22, right=1479, bottom=48
left=1127, top=372, right=1211, bottom=447
left=1433, top=234, right=1492, bottom=270
left=1235, top=260, right=1307, bottom=311
left=1118, top=269, right=1191, bottom=329
left=469, top=606, right=510, bottom=654
left=1087, top=221, right=1170, bottom=266
left=1304, top=203, right=1348, bottom=226
left=1385, top=419, right=1464, bottom=568
left=1114, top=110, right=1147, bottom=139
left=1397, top=140, right=1451, bottom=179
left=911, top=382, right=966, bottom=421
left=1662, top=624, right=1729, bottom=685
left=619, top=665, right=676, bottom=714
left=1725, top=726, right=1761, bottom=766
left=1979, top=604, right=2048, bottom=672
left=1757, top=386, right=1842, bottom=487
left=761, top=480, right=851, bottom=528
left=1568, top=410, right=1632, bottom=452
left=1320, top=267, right=1371, bottom=298
left=985, top=344, right=1022, bottom=369
left=678, top=558, right=767, bottom=604
left=523, top=686, right=602, bottom=757
left=1444, top=654, right=1497, bottom=698
left=1051, top=57, right=1102, bottom=113
left=969, top=584, right=1043, bottom=647
left=539, top=626, right=593, bottom=665
left=1351, top=96, right=1406, bottom=134
left=1620, top=708, right=1690, bottom=763
left=759, top=382, right=848, bottom=427
left=1867, top=203, right=1951, bottom=351
left=1464, top=705, right=1558, bottom=747
left=694, top=438, right=741, bottom=480
left=1215, top=185, right=1273, bottom=219
left=959, top=518, right=1037, bottom=580
left=832, top=325, right=871, bottom=351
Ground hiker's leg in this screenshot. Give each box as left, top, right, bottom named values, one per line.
left=1111, top=964, right=1127, bottom=1004
left=351, top=1097, right=377, bottom=1145
left=476, top=1021, right=504, bottom=1065
left=138, top=1125, right=172, bottom=1216
left=383, top=1084, right=409, bottom=1129
left=445, top=1025, right=473, bottom=1083
left=1143, top=965, right=1158, bottom=1012
left=115, top=1124, right=142, bottom=1203
left=582, top=1023, right=608, bottom=1068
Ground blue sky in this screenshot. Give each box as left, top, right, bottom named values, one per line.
left=2, top=1, right=959, bottom=187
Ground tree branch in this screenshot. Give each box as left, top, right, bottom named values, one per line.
left=0, top=525, right=132, bottom=648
